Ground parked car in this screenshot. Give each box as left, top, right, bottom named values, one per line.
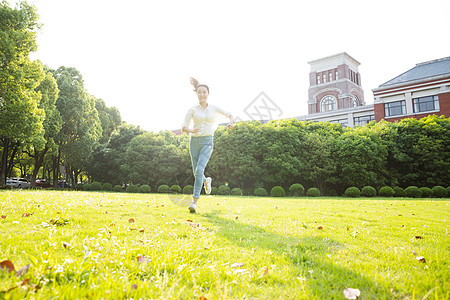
left=35, top=179, right=53, bottom=188
left=6, top=178, right=31, bottom=188
left=57, top=181, right=71, bottom=188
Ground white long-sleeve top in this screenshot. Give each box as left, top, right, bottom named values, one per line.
left=182, top=104, right=231, bottom=137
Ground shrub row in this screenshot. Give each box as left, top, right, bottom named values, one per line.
left=344, top=185, right=449, bottom=198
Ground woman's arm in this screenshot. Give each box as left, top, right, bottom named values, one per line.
left=227, top=115, right=234, bottom=129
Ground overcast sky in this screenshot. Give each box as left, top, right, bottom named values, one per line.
left=10, top=0, right=450, bottom=132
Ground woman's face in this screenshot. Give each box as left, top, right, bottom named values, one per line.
left=196, top=86, right=209, bottom=104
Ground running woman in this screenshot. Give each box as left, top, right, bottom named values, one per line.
left=182, top=77, right=234, bottom=213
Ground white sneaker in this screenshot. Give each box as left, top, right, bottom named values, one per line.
left=204, top=177, right=212, bottom=195
left=188, top=202, right=197, bottom=213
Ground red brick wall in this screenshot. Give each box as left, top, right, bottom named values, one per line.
left=374, top=103, right=385, bottom=121
left=439, top=91, right=450, bottom=117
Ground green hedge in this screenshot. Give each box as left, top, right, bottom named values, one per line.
left=231, top=188, right=243, bottom=196
left=289, top=184, right=304, bottom=196
left=254, top=188, right=268, bottom=197
left=183, top=185, right=194, bottom=195
left=393, top=187, right=406, bottom=197
left=140, top=184, right=151, bottom=193
left=170, top=185, right=181, bottom=193
left=432, top=186, right=448, bottom=198
left=270, top=186, right=285, bottom=197
left=306, top=188, right=320, bottom=197
left=379, top=186, right=394, bottom=197
left=126, top=184, right=140, bottom=193
left=405, top=186, right=422, bottom=198
left=361, top=186, right=376, bottom=197
left=218, top=185, right=230, bottom=195
left=102, top=183, right=113, bottom=191
left=420, top=187, right=433, bottom=198
left=345, top=187, right=361, bottom=198
left=157, top=185, right=170, bottom=193
left=113, top=185, right=123, bottom=192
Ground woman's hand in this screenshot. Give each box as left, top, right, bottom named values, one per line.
left=227, top=123, right=234, bottom=130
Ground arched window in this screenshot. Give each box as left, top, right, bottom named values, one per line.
left=320, top=96, right=337, bottom=112
left=352, top=96, right=359, bottom=107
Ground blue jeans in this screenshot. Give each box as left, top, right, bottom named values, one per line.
left=189, top=136, right=214, bottom=199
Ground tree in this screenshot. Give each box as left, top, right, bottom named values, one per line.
left=0, top=1, right=44, bottom=185
left=95, top=98, right=121, bottom=144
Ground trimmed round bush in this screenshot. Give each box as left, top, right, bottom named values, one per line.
left=126, top=184, right=139, bottom=193
left=289, top=183, right=304, bottom=196
left=210, top=187, right=218, bottom=195
left=345, top=187, right=361, bottom=198
left=306, top=188, right=320, bottom=197
left=91, top=181, right=102, bottom=191
left=447, top=186, right=450, bottom=196
left=361, top=186, right=376, bottom=197
left=231, top=188, right=243, bottom=196
left=113, top=185, right=123, bottom=192
left=254, top=187, right=268, bottom=197
left=83, top=183, right=92, bottom=191
left=432, top=186, right=448, bottom=198
left=405, top=186, right=422, bottom=198
left=102, top=183, right=113, bottom=191
left=140, top=184, right=151, bottom=193
left=379, top=186, right=394, bottom=197
left=157, top=185, right=170, bottom=193
left=75, top=183, right=84, bottom=191
left=218, top=185, right=231, bottom=195
left=419, top=187, right=433, bottom=198
left=170, top=185, right=181, bottom=193
left=393, top=187, right=406, bottom=197
left=183, top=185, right=194, bottom=195
left=270, top=186, right=285, bottom=197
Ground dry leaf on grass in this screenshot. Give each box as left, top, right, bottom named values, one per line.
left=137, top=255, right=151, bottom=264
left=416, top=256, right=426, bottom=263
left=0, top=260, right=15, bottom=272
left=15, top=264, right=29, bottom=277
left=128, top=218, right=135, bottom=223
left=343, top=287, right=360, bottom=299
left=230, top=262, right=243, bottom=268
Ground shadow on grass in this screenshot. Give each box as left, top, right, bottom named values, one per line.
left=203, top=211, right=390, bottom=299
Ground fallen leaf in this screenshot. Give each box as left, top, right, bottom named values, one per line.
left=186, top=219, right=193, bottom=222
left=230, top=262, right=243, bottom=268
left=343, top=287, right=361, bottom=299
left=15, top=265, right=29, bottom=277
left=411, top=250, right=417, bottom=256
left=137, top=255, right=150, bottom=264
left=63, top=242, right=71, bottom=248
left=235, top=216, right=238, bottom=220
left=131, top=284, right=138, bottom=290
left=423, top=225, right=429, bottom=228
left=415, top=236, right=423, bottom=239
left=0, top=260, right=15, bottom=272
left=416, top=256, right=426, bottom=263
left=317, top=226, right=323, bottom=230
left=139, top=229, right=145, bottom=233
left=398, top=214, right=402, bottom=216
left=263, top=267, right=269, bottom=276
left=1, top=215, right=6, bottom=219
left=128, top=218, right=135, bottom=223
left=22, top=213, right=32, bottom=217
left=198, top=296, right=208, bottom=300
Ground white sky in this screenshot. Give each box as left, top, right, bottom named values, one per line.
left=10, top=0, right=450, bottom=132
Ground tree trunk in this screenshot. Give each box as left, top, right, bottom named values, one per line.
left=0, top=138, right=9, bottom=186
left=6, top=142, right=19, bottom=178
left=31, top=146, right=49, bottom=187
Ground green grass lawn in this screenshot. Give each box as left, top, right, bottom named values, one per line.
left=0, top=190, right=449, bottom=299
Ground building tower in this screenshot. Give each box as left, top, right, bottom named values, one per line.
left=307, top=52, right=365, bottom=114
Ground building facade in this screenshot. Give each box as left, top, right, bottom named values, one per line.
left=372, top=57, right=450, bottom=122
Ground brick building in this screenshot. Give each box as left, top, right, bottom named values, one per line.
left=372, top=56, right=450, bottom=122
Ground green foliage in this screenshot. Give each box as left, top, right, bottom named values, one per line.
left=270, top=186, right=285, bottom=197
left=361, top=186, right=376, bottom=197
left=432, top=186, right=447, bottom=198
left=405, top=186, right=422, bottom=198
left=289, top=183, right=304, bottom=196
left=90, top=181, right=102, bottom=191
left=102, top=183, right=113, bottom=191
left=231, top=188, right=243, bottom=196
left=140, top=184, right=151, bottom=193
left=170, top=185, right=181, bottom=193
left=83, top=184, right=92, bottom=191
left=113, top=185, right=123, bottom=192
left=306, top=188, right=320, bottom=197
left=157, top=185, right=170, bottom=193
left=345, top=187, right=361, bottom=198
left=419, top=187, right=433, bottom=198
left=183, top=185, right=193, bottom=195
left=254, top=187, right=268, bottom=197
left=218, top=185, right=230, bottom=195
left=379, top=186, right=394, bottom=197
left=125, top=184, right=139, bottom=193
left=210, top=187, right=218, bottom=195
left=393, top=187, right=406, bottom=197
left=75, top=183, right=84, bottom=191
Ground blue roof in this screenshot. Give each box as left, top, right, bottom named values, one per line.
left=380, top=56, right=450, bottom=87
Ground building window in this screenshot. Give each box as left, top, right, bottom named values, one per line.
left=316, top=75, right=320, bottom=85
left=354, top=115, right=375, bottom=126
left=385, top=100, right=406, bottom=117
left=320, top=96, right=337, bottom=112
left=335, top=71, right=338, bottom=80
left=329, top=72, right=332, bottom=82
left=352, top=96, right=359, bottom=107
left=322, top=74, right=326, bottom=83
left=331, top=119, right=348, bottom=127
left=413, top=95, right=439, bottom=113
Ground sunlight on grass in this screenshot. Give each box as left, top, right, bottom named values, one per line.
left=0, top=190, right=449, bottom=299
